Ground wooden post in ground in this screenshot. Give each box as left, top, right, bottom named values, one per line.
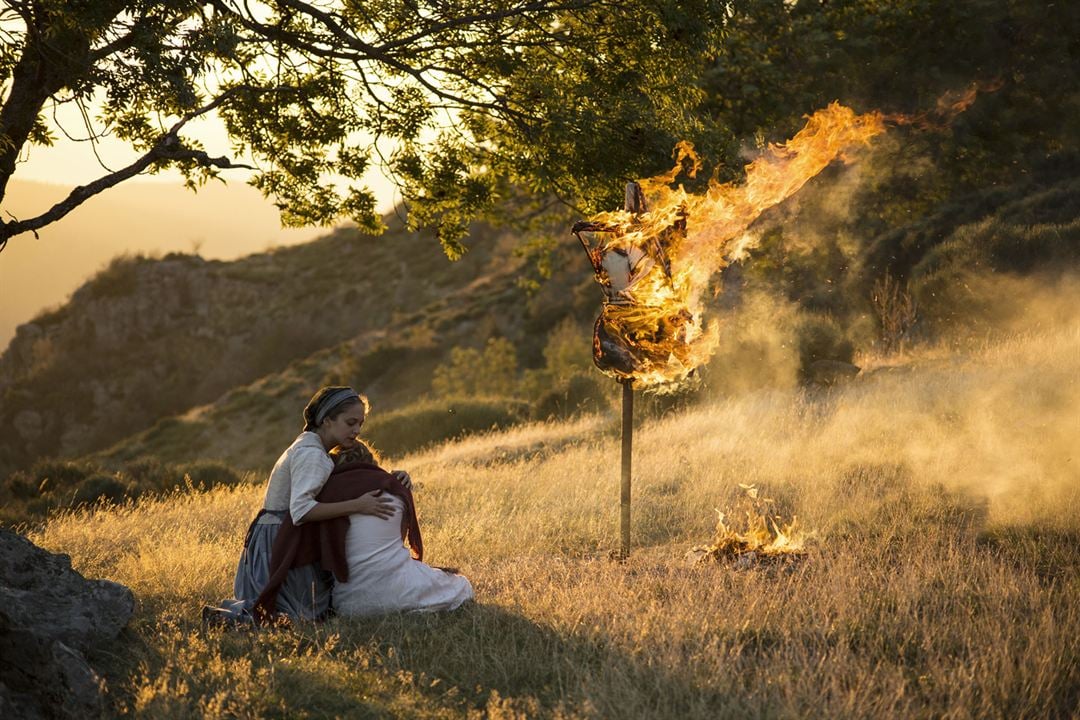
left=620, top=380, right=633, bottom=559
left=618, top=181, right=645, bottom=560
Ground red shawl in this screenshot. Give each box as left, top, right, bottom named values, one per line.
left=253, top=461, right=422, bottom=621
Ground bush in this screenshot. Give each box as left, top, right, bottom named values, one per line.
left=27, top=459, right=94, bottom=493
left=122, top=457, right=173, bottom=491
left=85, top=254, right=142, bottom=299
left=73, top=473, right=130, bottom=506
left=3, top=470, right=37, bottom=500
left=432, top=337, right=519, bottom=398
left=178, top=461, right=244, bottom=491
left=364, top=397, right=530, bottom=457
left=531, top=372, right=611, bottom=420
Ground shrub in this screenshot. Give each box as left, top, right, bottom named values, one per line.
left=531, top=372, right=611, bottom=420
left=73, top=473, right=130, bottom=506
left=540, top=318, right=594, bottom=383
left=122, top=457, right=173, bottom=491
left=3, top=470, right=37, bottom=500
left=432, top=337, right=519, bottom=398
left=178, top=461, right=244, bottom=491
left=28, top=459, right=94, bottom=493
left=85, top=254, right=142, bottom=299
left=871, top=272, right=918, bottom=354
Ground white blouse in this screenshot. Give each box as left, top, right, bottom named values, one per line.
left=261, top=431, right=334, bottom=524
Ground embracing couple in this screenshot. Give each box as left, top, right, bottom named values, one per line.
left=212, top=386, right=473, bottom=624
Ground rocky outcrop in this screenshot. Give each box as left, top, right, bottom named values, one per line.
left=0, top=528, right=134, bottom=719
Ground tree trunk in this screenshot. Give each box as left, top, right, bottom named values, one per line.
left=0, top=34, right=56, bottom=204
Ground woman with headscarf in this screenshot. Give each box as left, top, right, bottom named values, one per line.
left=209, top=386, right=395, bottom=623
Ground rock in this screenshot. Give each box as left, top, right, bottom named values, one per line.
left=0, top=528, right=133, bottom=719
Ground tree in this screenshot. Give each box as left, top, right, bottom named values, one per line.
left=0, top=0, right=731, bottom=255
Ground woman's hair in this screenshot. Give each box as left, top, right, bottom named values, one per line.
left=302, top=386, right=370, bottom=431
left=329, top=440, right=381, bottom=467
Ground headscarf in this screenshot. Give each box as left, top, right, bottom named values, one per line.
left=303, top=386, right=362, bottom=431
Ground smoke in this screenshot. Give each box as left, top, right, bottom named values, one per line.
left=691, top=272, right=1080, bottom=526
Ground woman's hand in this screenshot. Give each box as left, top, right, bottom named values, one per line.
left=350, top=490, right=395, bottom=520
left=391, top=470, right=412, bottom=490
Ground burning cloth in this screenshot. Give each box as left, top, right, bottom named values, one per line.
left=573, top=185, right=709, bottom=384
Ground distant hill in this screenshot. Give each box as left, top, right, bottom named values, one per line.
left=0, top=211, right=589, bottom=474
left=0, top=179, right=323, bottom=351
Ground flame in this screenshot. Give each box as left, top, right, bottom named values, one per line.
left=886, top=79, right=1003, bottom=130
left=578, top=102, right=887, bottom=387
left=692, top=484, right=809, bottom=564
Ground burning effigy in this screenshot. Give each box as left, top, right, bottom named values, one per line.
left=572, top=183, right=705, bottom=385
left=573, top=103, right=889, bottom=390
left=576, top=103, right=889, bottom=558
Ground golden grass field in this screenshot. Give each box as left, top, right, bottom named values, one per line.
left=29, top=312, right=1080, bottom=718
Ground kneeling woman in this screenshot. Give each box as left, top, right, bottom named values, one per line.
left=221, top=386, right=394, bottom=622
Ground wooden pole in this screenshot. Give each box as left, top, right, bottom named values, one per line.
left=620, top=380, right=633, bottom=558
left=619, top=181, right=643, bottom=560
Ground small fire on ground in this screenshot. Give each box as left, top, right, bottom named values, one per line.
left=689, top=484, right=811, bottom=567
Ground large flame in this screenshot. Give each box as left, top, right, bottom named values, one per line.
left=577, top=102, right=887, bottom=387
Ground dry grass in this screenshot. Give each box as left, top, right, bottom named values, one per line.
left=29, top=318, right=1080, bottom=719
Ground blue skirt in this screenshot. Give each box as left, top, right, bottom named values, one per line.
left=212, top=509, right=333, bottom=622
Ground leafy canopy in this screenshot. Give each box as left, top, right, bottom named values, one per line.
left=0, top=0, right=731, bottom=254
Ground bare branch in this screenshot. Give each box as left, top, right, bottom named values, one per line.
left=0, top=89, right=250, bottom=249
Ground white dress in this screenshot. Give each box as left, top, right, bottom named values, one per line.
left=332, top=495, right=473, bottom=617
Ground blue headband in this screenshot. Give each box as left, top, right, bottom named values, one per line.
left=314, top=387, right=360, bottom=426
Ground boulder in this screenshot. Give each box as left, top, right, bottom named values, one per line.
left=0, top=528, right=134, bottom=719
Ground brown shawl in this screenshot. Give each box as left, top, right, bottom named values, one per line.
left=253, top=461, right=422, bottom=621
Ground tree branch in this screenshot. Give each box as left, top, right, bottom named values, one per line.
left=0, top=90, right=250, bottom=250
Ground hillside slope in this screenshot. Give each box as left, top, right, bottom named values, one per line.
left=0, top=217, right=541, bottom=474
left=89, top=267, right=542, bottom=471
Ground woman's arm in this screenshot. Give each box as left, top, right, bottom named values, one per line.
left=290, top=447, right=396, bottom=523
left=299, top=491, right=395, bottom=522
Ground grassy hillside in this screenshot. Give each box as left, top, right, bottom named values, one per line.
left=0, top=216, right=529, bottom=474
left=24, top=299, right=1080, bottom=718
